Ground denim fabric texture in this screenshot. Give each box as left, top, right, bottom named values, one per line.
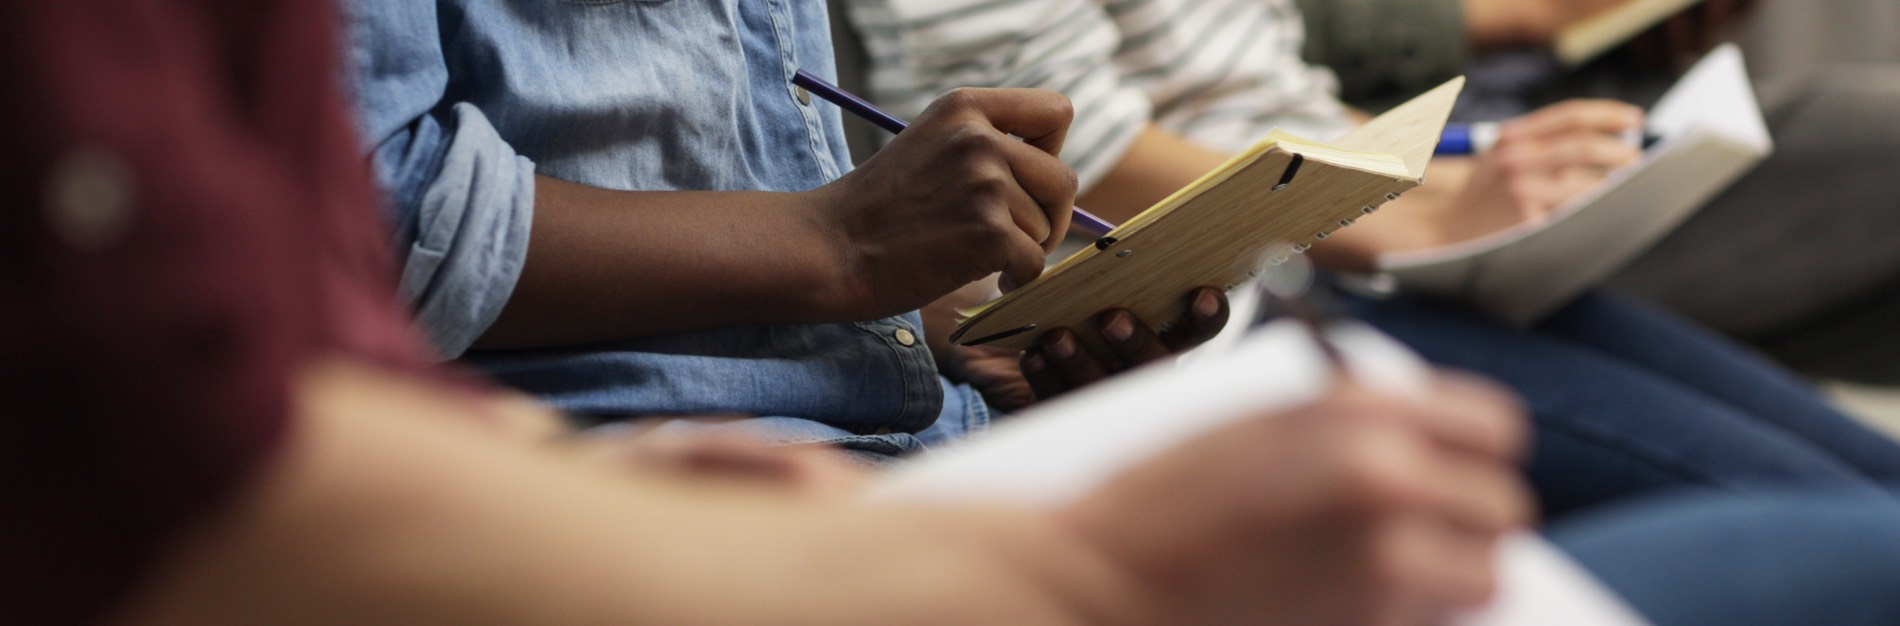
left=1340, top=286, right=1900, bottom=520
left=345, top=0, right=950, bottom=437
left=592, top=377, right=992, bottom=467
left=1551, top=491, right=1900, bottom=626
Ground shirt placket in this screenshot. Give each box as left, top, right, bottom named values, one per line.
left=762, top=0, right=943, bottom=432
left=762, top=0, right=843, bottom=182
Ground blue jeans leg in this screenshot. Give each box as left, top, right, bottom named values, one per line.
left=1549, top=492, right=1900, bottom=626
left=1342, top=289, right=1898, bottom=519
left=1537, top=291, right=1900, bottom=482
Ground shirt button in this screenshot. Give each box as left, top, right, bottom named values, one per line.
left=795, top=85, right=812, bottom=107
left=873, top=427, right=894, bottom=435
left=45, top=146, right=136, bottom=251
left=893, top=328, right=917, bottom=347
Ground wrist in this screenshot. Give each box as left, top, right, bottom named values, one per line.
left=784, top=186, right=874, bottom=322
left=1000, top=509, right=1159, bottom=626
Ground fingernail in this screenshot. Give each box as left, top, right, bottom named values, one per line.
left=1195, top=290, right=1221, bottom=318
left=1104, top=312, right=1135, bottom=342
left=1050, top=332, right=1076, bottom=360
left=1022, top=352, right=1047, bottom=373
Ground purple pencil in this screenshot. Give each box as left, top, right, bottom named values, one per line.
left=793, top=69, right=1118, bottom=236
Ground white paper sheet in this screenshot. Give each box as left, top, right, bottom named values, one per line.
left=872, top=322, right=1649, bottom=626
left=1376, top=45, right=1772, bottom=326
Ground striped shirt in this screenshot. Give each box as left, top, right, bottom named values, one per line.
left=844, top=0, right=1356, bottom=190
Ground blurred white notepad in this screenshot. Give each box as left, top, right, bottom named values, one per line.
left=1376, top=45, right=1771, bottom=326
left=869, top=322, right=1649, bottom=626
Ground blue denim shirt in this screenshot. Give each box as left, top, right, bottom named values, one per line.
left=345, top=0, right=969, bottom=443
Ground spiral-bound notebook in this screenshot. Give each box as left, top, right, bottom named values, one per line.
left=951, top=78, right=1466, bottom=351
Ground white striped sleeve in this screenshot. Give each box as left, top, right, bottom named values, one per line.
left=844, top=0, right=1153, bottom=192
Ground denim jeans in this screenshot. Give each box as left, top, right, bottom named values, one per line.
left=1341, top=287, right=1900, bottom=520
left=1551, top=491, right=1900, bottom=626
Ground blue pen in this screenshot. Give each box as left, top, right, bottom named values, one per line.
left=793, top=69, right=1118, bottom=236
left=1436, top=122, right=1663, bottom=156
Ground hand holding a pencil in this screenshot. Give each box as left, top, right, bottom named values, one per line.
left=807, top=88, right=1079, bottom=321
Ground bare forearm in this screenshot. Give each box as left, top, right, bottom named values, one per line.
left=113, top=362, right=1120, bottom=626
left=477, top=176, right=854, bottom=349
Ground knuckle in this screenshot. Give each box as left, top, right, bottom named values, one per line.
left=948, top=124, right=1002, bottom=155
left=938, top=87, right=984, bottom=114
left=967, top=208, right=1016, bottom=247
left=965, top=168, right=1012, bottom=199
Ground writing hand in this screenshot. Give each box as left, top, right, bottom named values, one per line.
left=808, top=88, right=1079, bottom=322
left=1065, top=375, right=1534, bottom=625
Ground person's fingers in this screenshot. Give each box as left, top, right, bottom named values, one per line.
left=1543, top=133, right=1642, bottom=171
left=1530, top=165, right=1612, bottom=210
left=1392, top=516, right=1506, bottom=615
left=960, top=347, right=1039, bottom=412
left=1039, top=327, right=1114, bottom=389
left=1160, top=287, right=1231, bottom=352
left=1097, top=309, right=1173, bottom=368
left=923, top=88, right=1079, bottom=251
left=1416, top=451, right=1537, bottom=535
left=1500, top=100, right=1643, bottom=140
left=1020, top=349, right=1067, bottom=402
left=998, top=136, right=1077, bottom=250
left=994, top=225, right=1049, bottom=294
left=989, top=157, right=1057, bottom=249
left=933, top=87, right=1075, bottom=156
left=1396, top=374, right=1531, bottom=463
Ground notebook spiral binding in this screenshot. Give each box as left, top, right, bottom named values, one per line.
left=1303, top=193, right=1401, bottom=247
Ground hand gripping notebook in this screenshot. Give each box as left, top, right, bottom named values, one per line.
left=1375, top=45, right=1770, bottom=326
left=950, top=78, right=1466, bottom=351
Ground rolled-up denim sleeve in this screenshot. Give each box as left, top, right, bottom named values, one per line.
left=344, top=0, right=535, bottom=359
